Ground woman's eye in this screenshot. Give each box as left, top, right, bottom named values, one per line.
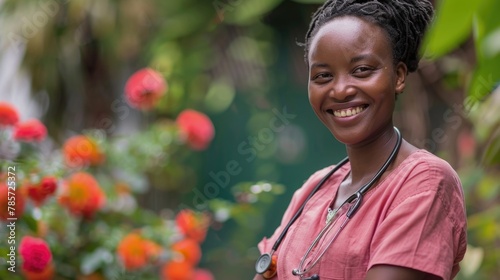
left=353, top=66, right=374, bottom=77
left=312, top=73, right=332, bottom=82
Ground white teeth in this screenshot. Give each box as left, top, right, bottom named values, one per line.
left=333, top=106, right=366, bottom=118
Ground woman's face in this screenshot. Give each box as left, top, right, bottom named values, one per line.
left=308, top=16, right=407, bottom=146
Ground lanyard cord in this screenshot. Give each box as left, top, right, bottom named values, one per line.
left=271, top=126, right=401, bottom=252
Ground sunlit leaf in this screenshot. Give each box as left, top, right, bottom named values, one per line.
left=474, top=0, right=500, bottom=59
left=422, top=0, right=483, bottom=58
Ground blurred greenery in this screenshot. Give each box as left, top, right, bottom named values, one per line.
left=0, top=0, right=499, bottom=279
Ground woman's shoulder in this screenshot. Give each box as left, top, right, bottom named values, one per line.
left=390, top=149, right=465, bottom=215
left=401, top=149, right=460, bottom=181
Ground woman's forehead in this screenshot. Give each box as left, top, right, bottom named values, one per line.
left=308, top=16, right=392, bottom=63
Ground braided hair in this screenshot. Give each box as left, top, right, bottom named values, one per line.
left=302, top=0, right=434, bottom=72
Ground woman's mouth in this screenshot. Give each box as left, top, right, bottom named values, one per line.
left=327, top=105, right=367, bottom=118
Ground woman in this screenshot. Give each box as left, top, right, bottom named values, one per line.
left=254, top=1, right=467, bottom=279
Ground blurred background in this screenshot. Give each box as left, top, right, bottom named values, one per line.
left=0, top=0, right=499, bottom=279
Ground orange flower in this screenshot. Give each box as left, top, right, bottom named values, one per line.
left=125, top=68, right=167, bottom=110
left=176, top=109, right=215, bottom=151
left=19, top=236, right=52, bottom=273
left=171, top=238, right=201, bottom=266
left=161, top=261, right=194, bottom=280
left=0, top=101, right=19, bottom=127
left=0, top=182, right=26, bottom=220
left=63, top=135, right=105, bottom=168
left=58, top=172, right=106, bottom=218
left=117, top=232, right=162, bottom=270
left=176, top=209, right=210, bottom=243
left=13, top=119, right=47, bottom=142
left=26, top=176, right=58, bottom=206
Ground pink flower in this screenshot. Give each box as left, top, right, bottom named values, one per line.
left=0, top=102, right=19, bottom=127
left=13, top=119, right=47, bottom=142
left=125, top=68, right=167, bottom=110
left=176, top=110, right=215, bottom=150
left=19, top=236, right=52, bottom=273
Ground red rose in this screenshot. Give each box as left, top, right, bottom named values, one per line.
left=27, top=177, right=58, bottom=206
left=0, top=101, right=19, bottom=127
left=19, top=236, right=52, bottom=273
left=13, top=119, right=47, bottom=142
left=176, top=110, right=215, bottom=151
left=125, top=68, right=167, bottom=110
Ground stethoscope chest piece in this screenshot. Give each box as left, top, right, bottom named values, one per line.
left=256, top=253, right=277, bottom=278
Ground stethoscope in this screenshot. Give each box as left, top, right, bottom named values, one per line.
left=255, top=127, right=402, bottom=279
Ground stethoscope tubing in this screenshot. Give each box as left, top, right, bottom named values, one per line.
left=256, top=127, right=402, bottom=278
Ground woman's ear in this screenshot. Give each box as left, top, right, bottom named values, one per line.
left=395, top=62, right=407, bottom=94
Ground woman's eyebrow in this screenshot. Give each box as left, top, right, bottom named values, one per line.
left=310, top=62, right=330, bottom=69
left=350, top=54, right=372, bottom=64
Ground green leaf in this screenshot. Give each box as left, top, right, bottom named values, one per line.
left=22, top=214, right=38, bottom=233
left=481, top=128, right=500, bottom=166
left=422, top=0, right=483, bottom=58
left=221, top=0, right=284, bottom=25
left=474, top=0, right=500, bottom=59
left=467, top=55, right=500, bottom=103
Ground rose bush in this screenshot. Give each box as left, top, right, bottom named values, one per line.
left=0, top=69, right=218, bottom=279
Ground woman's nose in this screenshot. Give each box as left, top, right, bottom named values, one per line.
left=329, top=77, right=356, bottom=101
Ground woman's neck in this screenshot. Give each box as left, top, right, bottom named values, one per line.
left=345, top=126, right=399, bottom=187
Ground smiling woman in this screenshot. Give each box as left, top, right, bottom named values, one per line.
left=254, top=1, right=467, bottom=280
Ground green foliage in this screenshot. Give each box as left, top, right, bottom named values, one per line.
left=424, top=0, right=500, bottom=103
left=429, top=2, right=500, bottom=273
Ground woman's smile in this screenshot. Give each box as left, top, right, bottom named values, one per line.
left=331, top=105, right=366, bottom=118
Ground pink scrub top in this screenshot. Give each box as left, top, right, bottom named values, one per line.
left=256, top=150, right=467, bottom=280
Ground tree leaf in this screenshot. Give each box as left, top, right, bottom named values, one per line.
left=422, top=0, right=483, bottom=58
left=467, top=54, right=500, bottom=103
